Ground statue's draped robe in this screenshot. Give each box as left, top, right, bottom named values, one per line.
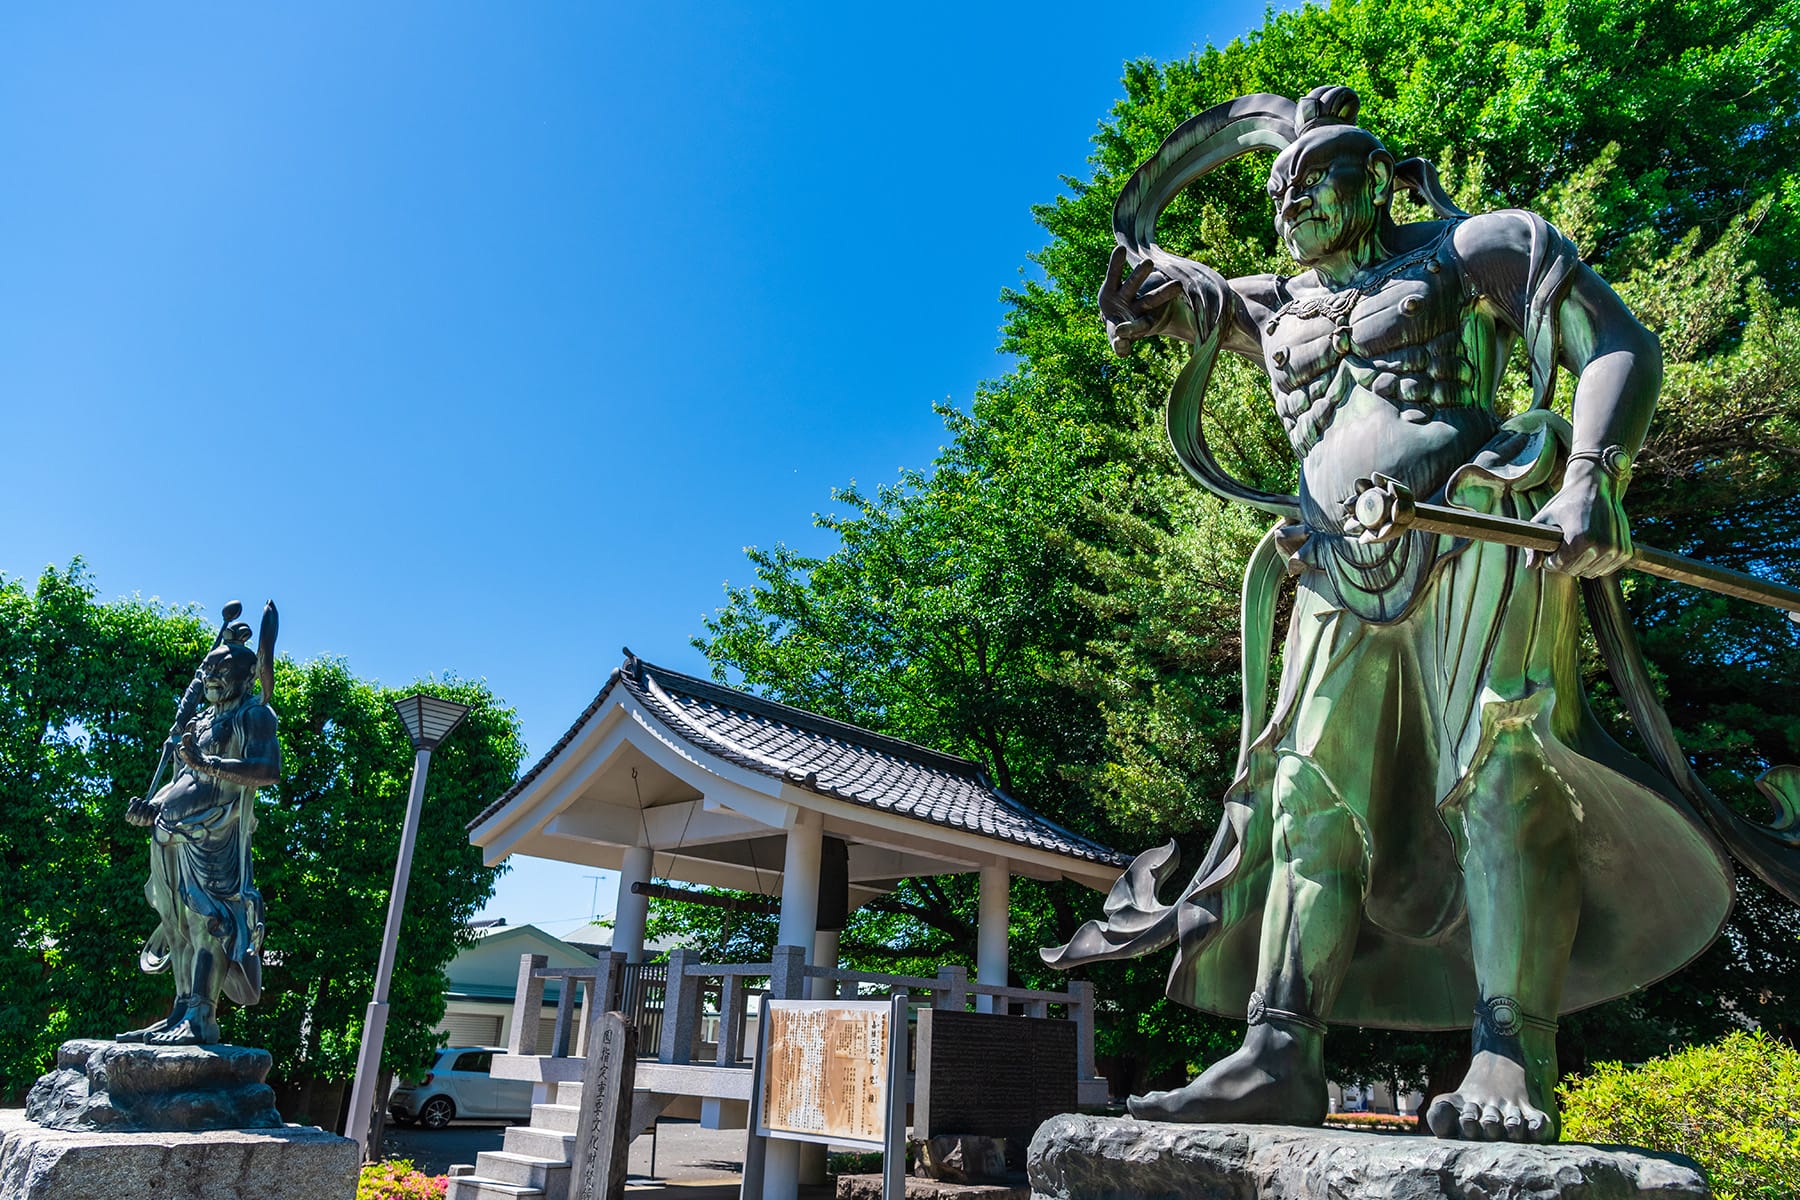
left=143, top=704, right=267, bottom=1007
left=1049, top=215, right=1735, bottom=1029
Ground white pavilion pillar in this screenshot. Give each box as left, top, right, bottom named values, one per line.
left=776, top=814, right=823, bottom=957
left=612, top=844, right=653, bottom=963
left=976, top=862, right=1010, bottom=1014
left=809, top=928, right=841, bottom=999
left=766, top=813, right=822, bottom=1200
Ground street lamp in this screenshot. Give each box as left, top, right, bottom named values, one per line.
left=344, top=693, right=471, bottom=1155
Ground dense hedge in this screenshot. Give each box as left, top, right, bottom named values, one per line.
left=1558, top=1030, right=1800, bottom=1200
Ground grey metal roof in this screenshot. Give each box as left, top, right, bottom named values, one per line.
left=470, top=654, right=1128, bottom=870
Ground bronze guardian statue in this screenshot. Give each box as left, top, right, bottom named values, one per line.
left=1044, top=87, right=1800, bottom=1142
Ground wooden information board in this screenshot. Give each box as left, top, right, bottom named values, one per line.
left=741, top=995, right=908, bottom=1200
left=757, top=1000, right=892, bottom=1148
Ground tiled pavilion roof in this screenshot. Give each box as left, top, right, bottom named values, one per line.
left=471, top=654, right=1128, bottom=870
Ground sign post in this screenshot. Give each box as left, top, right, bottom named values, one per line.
left=567, top=1011, right=637, bottom=1200
left=741, top=994, right=909, bottom=1200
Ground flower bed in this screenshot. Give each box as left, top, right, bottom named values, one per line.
left=358, top=1159, right=449, bottom=1200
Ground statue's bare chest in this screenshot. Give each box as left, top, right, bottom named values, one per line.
left=194, top=708, right=243, bottom=758
left=1263, top=235, right=1484, bottom=452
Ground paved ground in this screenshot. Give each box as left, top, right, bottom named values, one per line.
left=384, top=1116, right=834, bottom=1194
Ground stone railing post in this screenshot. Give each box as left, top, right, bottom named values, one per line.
left=934, top=964, right=968, bottom=1011
left=507, top=954, right=548, bottom=1056
left=769, top=944, right=807, bottom=1000
left=717, top=976, right=747, bottom=1066
left=658, top=949, right=702, bottom=1064
left=579, top=951, right=625, bottom=1058
left=1069, top=980, right=1098, bottom=1082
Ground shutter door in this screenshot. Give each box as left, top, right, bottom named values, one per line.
left=537, top=1015, right=559, bottom=1052
left=438, top=1012, right=502, bottom=1048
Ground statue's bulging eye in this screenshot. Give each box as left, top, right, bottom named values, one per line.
left=1303, top=168, right=1326, bottom=188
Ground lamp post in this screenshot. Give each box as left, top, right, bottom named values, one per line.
left=344, top=693, right=471, bottom=1156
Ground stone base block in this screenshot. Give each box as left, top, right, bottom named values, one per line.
left=1027, top=1114, right=1711, bottom=1199
left=913, top=1134, right=1010, bottom=1182
left=838, top=1174, right=1027, bottom=1199
left=26, top=1040, right=281, bottom=1132
left=0, top=1109, right=358, bottom=1200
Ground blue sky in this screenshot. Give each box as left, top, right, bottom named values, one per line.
left=0, top=2, right=1275, bottom=935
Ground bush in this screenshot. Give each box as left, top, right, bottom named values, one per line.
left=357, top=1159, right=448, bottom=1200
left=1558, top=1030, right=1800, bottom=1200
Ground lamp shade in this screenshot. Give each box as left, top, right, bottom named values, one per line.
left=393, top=693, right=471, bottom=751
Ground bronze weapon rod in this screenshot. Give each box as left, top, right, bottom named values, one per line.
left=1388, top=495, right=1800, bottom=618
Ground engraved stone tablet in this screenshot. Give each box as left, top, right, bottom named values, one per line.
left=915, top=1011, right=1075, bottom=1149
left=568, top=1012, right=636, bottom=1200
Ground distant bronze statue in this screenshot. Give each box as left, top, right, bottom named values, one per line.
left=1044, top=87, right=1800, bottom=1143
left=122, top=600, right=280, bottom=1046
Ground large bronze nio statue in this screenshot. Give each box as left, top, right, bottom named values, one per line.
left=122, top=601, right=280, bottom=1046
left=1043, top=87, right=1800, bottom=1143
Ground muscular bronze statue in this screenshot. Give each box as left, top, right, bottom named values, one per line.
left=121, top=601, right=279, bottom=1046
left=1045, top=87, right=1800, bottom=1142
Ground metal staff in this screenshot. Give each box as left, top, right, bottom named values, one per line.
left=1351, top=477, right=1800, bottom=621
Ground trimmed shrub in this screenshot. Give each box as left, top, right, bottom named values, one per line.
left=1558, top=1030, right=1800, bottom=1200
left=357, top=1159, right=448, bottom=1200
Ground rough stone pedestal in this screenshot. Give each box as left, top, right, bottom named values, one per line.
left=1027, top=1114, right=1711, bottom=1200
left=26, top=1040, right=281, bottom=1132
left=0, top=1109, right=359, bottom=1200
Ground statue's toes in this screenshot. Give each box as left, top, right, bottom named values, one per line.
left=1522, top=1105, right=1554, bottom=1144
left=1502, top=1103, right=1528, bottom=1142
left=1457, top=1101, right=1484, bottom=1140
left=1425, top=1093, right=1464, bottom=1139
left=1478, top=1103, right=1508, bottom=1140
left=1126, top=1091, right=1163, bottom=1120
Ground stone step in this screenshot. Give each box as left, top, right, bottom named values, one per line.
left=503, top=1125, right=577, bottom=1161
left=530, top=1102, right=581, bottom=1134
left=445, top=1178, right=544, bottom=1200
left=473, top=1150, right=571, bottom=1200
left=554, top=1081, right=582, bottom=1107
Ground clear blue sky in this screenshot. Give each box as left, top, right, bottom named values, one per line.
left=0, top=2, right=1275, bottom=935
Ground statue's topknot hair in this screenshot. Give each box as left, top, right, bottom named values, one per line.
left=1295, top=85, right=1361, bottom=133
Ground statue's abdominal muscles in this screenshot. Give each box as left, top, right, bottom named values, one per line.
left=1267, top=230, right=1507, bottom=532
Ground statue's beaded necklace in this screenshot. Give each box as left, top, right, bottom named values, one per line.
left=1272, top=223, right=1461, bottom=350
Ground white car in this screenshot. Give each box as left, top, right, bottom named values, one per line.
left=388, top=1047, right=532, bottom=1129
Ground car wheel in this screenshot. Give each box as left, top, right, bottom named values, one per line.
left=419, top=1096, right=455, bottom=1130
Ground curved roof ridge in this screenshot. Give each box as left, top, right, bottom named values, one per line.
left=634, top=657, right=989, bottom=780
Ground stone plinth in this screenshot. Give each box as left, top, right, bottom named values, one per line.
left=1027, top=1114, right=1711, bottom=1200
left=838, top=1175, right=1027, bottom=1200
left=0, top=1109, right=358, bottom=1200
left=26, top=1040, right=281, bottom=1133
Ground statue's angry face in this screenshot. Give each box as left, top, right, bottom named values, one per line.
left=1268, top=127, right=1391, bottom=266
left=201, top=644, right=256, bottom=705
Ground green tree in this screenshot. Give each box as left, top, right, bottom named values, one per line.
left=695, top=0, right=1800, bottom=1095
left=0, top=562, right=524, bottom=1100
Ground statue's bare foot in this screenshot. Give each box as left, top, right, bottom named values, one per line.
left=147, top=1014, right=221, bottom=1046
left=118, top=997, right=190, bottom=1043
left=1128, top=1018, right=1326, bottom=1125
left=1427, top=1049, right=1556, bottom=1142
